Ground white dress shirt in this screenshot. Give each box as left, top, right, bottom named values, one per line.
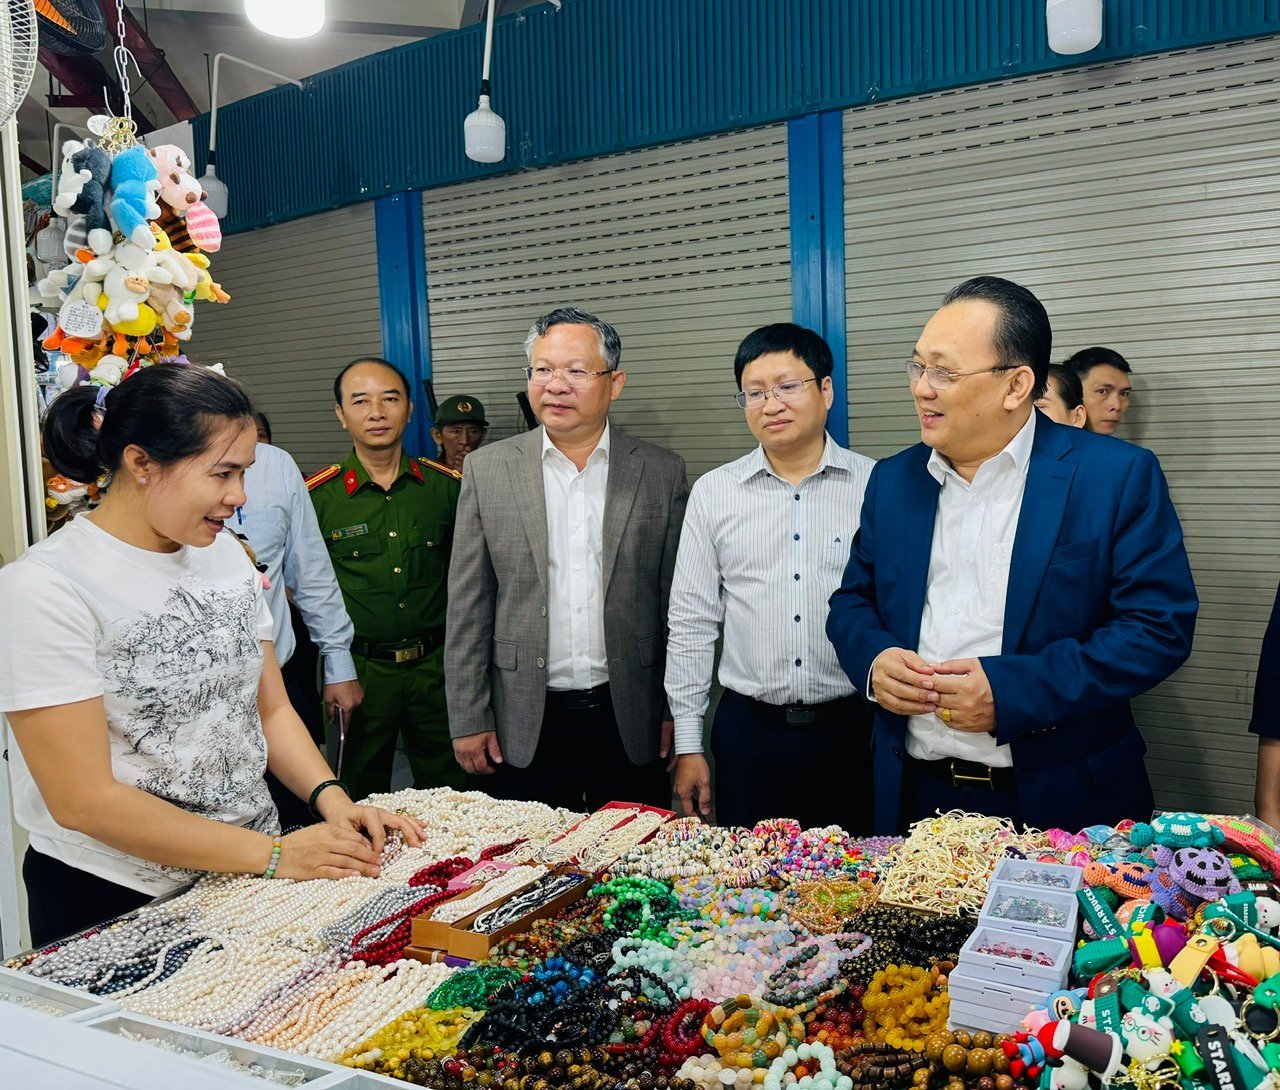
left=665, top=434, right=876, bottom=755
left=543, top=423, right=611, bottom=691
left=906, top=412, right=1037, bottom=767
left=239, top=443, right=356, bottom=683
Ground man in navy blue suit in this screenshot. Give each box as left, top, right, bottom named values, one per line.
left=827, top=276, right=1197, bottom=833
left=1250, top=586, right=1280, bottom=830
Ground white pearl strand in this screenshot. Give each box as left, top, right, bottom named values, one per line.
left=536, top=807, right=640, bottom=864
left=431, top=864, right=548, bottom=924
left=193, top=876, right=387, bottom=952
left=285, top=959, right=454, bottom=1061
left=123, top=936, right=309, bottom=1032
left=364, top=788, right=581, bottom=882
left=577, top=811, right=669, bottom=869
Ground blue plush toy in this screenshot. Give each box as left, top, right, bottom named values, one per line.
left=108, top=146, right=161, bottom=249
left=66, top=143, right=113, bottom=255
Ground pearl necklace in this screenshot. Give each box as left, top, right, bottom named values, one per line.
left=537, top=807, right=639, bottom=864
left=431, top=865, right=548, bottom=924
left=577, top=811, right=669, bottom=869
left=280, top=959, right=454, bottom=1060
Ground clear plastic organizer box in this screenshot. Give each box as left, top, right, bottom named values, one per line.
left=978, top=880, right=1079, bottom=941
left=83, top=1010, right=353, bottom=1086
left=0, top=964, right=119, bottom=1022
left=957, top=924, right=1072, bottom=988
left=990, top=857, right=1083, bottom=892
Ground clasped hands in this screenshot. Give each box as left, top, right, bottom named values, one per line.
left=870, top=648, right=996, bottom=733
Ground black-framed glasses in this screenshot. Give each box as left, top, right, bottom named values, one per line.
left=523, top=365, right=615, bottom=388
left=734, top=378, right=818, bottom=410
left=906, top=361, right=1018, bottom=388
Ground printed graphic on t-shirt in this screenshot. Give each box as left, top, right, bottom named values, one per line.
left=101, top=576, right=277, bottom=887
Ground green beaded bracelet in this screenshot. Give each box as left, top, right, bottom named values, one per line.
left=263, top=836, right=282, bottom=879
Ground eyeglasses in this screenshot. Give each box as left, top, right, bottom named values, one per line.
left=906, top=361, right=1018, bottom=388
left=735, top=378, right=818, bottom=410
left=523, top=365, right=614, bottom=388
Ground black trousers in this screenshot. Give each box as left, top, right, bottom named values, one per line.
left=23, top=847, right=151, bottom=949
left=900, top=756, right=1025, bottom=831
left=710, top=689, right=875, bottom=833
left=487, top=686, right=671, bottom=812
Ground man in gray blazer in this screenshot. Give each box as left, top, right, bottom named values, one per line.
left=445, top=307, right=689, bottom=811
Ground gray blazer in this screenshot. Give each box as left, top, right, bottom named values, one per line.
left=445, top=425, right=689, bottom=768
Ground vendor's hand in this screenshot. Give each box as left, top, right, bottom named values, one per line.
left=870, top=647, right=938, bottom=716
left=930, top=657, right=997, bottom=733
left=323, top=679, right=364, bottom=718
left=319, top=792, right=426, bottom=855
left=275, top=823, right=384, bottom=880
left=674, top=754, right=712, bottom=819
left=659, top=719, right=678, bottom=772
left=454, top=731, right=504, bottom=775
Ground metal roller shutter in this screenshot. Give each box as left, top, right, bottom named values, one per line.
left=842, top=36, right=1280, bottom=814
left=191, top=203, right=383, bottom=474
left=422, top=125, right=792, bottom=480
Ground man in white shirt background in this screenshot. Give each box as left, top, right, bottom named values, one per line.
left=665, top=324, right=876, bottom=828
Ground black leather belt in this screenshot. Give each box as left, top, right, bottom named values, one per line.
left=545, top=683, right=610, bottom=711
left=351, top=627, right=444, bottom=664
left=911, top=756, right=1017, bottom=793
left=728, top=689, right=857, bottom=727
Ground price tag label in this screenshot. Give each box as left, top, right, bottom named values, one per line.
left=60, top=301, right=103, bottom=338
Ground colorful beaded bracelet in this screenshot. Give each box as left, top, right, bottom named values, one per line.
left=263, top=836, right=282, bottom=880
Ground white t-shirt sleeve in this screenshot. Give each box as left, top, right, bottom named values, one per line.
left=0, top=560, right=103, bottom=711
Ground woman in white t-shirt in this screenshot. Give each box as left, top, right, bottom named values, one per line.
left=0, top=366, right=423, bottom=946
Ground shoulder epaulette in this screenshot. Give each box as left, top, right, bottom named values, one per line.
left=418, top=456, right=462, bottom=482
left=305, top=464, right=342, bottom=491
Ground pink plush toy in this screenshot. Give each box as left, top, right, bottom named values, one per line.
left=146, top=144, right=223, bottom=252
left=146, top=144, right=204, bottom=213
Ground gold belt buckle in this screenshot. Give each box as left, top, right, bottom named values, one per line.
left=950, top=760, right=993, bottom=788
left=394, top=645, right=421, bottom=664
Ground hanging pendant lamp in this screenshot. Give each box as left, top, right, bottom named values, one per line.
left=245, top=0, right=325, bottom=40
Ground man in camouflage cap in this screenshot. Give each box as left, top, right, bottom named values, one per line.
left=431, top=395, right=489, bottom=473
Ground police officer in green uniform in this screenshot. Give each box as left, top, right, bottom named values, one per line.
left=430, top=395, right=489, bottom=473
left=307, top=357, right=465, bottom=802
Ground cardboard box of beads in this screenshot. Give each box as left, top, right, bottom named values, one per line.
left=410, top=867, right=593, bottom=962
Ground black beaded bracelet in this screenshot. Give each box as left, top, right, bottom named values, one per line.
left=308, top=778, right=346, bottom=817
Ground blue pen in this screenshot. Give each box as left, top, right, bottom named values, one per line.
left=236, top=507, right=244, bottom=525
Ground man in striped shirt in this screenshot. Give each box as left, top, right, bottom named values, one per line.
left=664, top=324, right=876, bottom=829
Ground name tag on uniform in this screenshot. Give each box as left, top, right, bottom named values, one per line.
left=331, top=524, right=369, bottom=540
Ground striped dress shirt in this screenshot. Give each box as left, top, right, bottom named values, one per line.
left=665, top=434, right=876, bottom=755
left=237, top=442, right=357, bottom=684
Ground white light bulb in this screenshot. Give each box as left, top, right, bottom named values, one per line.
left=200, top=167, right=229, bottom=219
left=245, top=0, right=325, bottom=39
left=1046, top=0, right=1103, bottom=55
left=465, top=95, right=506, bottom=164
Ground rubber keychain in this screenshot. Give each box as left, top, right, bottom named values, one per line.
left=1239, top=973, right=1280, bottom=1042
left=1091, top=973, right=1123, bottom=1036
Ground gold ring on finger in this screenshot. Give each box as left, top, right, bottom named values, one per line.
left=939, top=707, right=952, bottom=724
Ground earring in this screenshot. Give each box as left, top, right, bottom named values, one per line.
left=138, top=477, right=149, bottom=484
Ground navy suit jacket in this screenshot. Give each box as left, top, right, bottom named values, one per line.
left=1249, top=584, right=1280, bottom=739
left=826, top=413, right=1198, bottom=833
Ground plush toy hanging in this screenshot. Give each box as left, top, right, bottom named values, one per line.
left=31, top=0, right=231, bottom=525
